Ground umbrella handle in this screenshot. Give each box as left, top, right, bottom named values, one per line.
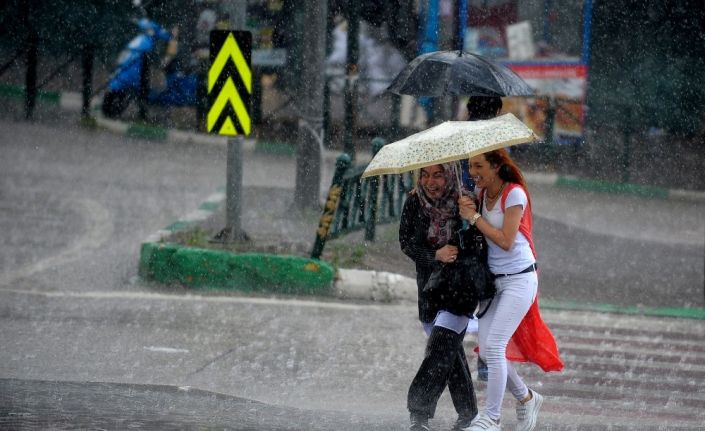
left=455, top=164, right=464, bottom=192
left=456, top=165, right=470, bottom=231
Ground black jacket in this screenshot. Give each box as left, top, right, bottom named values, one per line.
left=399, top=193, right=487, bottom=322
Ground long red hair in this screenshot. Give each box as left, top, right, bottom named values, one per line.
left=482, top=148, right=530, bottom=200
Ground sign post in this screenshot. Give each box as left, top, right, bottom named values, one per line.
left=207, top=30, right=252, bottom=242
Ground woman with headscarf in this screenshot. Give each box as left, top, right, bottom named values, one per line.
left=399, top=162, right=479, bottom=431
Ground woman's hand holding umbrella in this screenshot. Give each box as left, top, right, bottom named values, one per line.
left=458, top=196, right=478, bottom=220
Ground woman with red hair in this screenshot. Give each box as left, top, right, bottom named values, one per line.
left=458, top=149, right=562, bottom=431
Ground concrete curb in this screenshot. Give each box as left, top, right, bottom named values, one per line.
left=138, top=190, right=335, bottom=295
left=138, top=242, right=335, bottom=294
left=333, top=268, right=417, bottom=302
left=524, top=172, right=705, bottom=203
left=137, top=183, right=417, bottom=301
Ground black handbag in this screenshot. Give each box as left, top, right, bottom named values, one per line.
left=423, top=222, right=496, bottom=317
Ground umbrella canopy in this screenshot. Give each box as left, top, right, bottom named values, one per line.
left=387, top=50, right=533, bottom=97
left=361, top=113, right=538, bottom=178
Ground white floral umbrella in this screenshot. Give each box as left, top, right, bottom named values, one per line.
left=361, top=113, right=538, bottom=179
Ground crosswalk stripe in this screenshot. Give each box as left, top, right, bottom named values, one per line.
left=558, top=345, right=705, bottom=363
left=463, top=309, right=705, bottom=429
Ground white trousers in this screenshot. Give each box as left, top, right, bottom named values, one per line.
left=477, top=271, right=538, bottom=421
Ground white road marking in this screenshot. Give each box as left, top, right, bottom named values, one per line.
left=0, top=197, right=114, bottom=287
left=143, top=346, right=190, bottom=353
left=0, top=286, right=410, bottom=311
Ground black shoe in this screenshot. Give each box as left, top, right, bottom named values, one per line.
left=452, top=413, right=476, bottom=430
left=409, top=413, right=430, bottom=431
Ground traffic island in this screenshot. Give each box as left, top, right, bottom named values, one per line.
left=135, top=183, right=418, bottom=301
left=137, top=186, right=336, bottom=294
left=138, top=242, right=334, bottom=294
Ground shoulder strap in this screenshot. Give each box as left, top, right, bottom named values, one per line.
left=501, top=183, right=537, bottom=258
left=500, top=183, right=518, bottom=212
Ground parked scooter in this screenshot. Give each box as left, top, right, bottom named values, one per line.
left=102, top=10, right=199, bottom=118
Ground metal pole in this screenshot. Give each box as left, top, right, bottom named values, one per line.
left=20, top=0, right=36, bottom=120
left=212, top=0, right=250, bottom=244
left=391, top=95, right=401, bottom=140
left=457, top=0, right=468, bottom=51
left=581, top=0, right=594, bottom=65
left=225, top=136, right=248, bottom=241
left=544, top=96, right=556, bottom=146
left=138, top=52, right=150, bottom=122
left=25, top=31, right=38, bottom=120
left=323, top=12, right=335, bottom=149
left=621, top=106, right=632, bottom=183
left=343, top=0, right=359, bottom=159
left=81, top=44, right=94, bottom=118
left=223, top=0, right=247, bottom=30
left=543, top=0, right=554, bottom=45
left=419, top=0, right=439, bottom=124
left=364, top=137, right=386, bottom=242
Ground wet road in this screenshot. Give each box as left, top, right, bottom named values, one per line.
left=1, top=288, right=703, bottom=430
left=530, top=181, right=705, bottom=309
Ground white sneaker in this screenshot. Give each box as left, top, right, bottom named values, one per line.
left=461, top=413, right=501, bottom=431
left=515, top=389, right=543, bottom=431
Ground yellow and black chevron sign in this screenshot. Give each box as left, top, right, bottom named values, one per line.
left=208, top=30, right=252, bottom=136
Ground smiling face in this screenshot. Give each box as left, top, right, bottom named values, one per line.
left=419, top=164, right=448, bottom=200
left=469, top=154, right=499, bottom=189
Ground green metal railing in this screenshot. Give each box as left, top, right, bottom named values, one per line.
left=311, top=137, right=413, bottom=260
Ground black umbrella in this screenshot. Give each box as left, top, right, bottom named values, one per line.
left=387, top=50, right=533, bottom=97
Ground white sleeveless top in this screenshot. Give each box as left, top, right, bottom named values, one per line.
left=481, top=187, right=536, bottom=274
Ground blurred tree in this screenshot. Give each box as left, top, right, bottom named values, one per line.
left=589, top=0, right=705, bottom=136
left=0, top=0, right=134, bottom=62
left=0, top=0, right=201, bottom=64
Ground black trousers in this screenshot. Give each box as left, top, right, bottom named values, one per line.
left=408, top=326, right=478, bottom=419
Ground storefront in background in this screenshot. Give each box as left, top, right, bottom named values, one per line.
left=461, top=0, right=592, bottom=145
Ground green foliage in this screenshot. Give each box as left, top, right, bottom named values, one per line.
left=1, top=0, right=133, bottom=59
left=589, top=1, right=705, bottom=136
left=0, top=0, right=195, bottom=62
left=326, top=242, right=367, bottom=269
left=79, top=115, right=97, bottom=129
left=184, top=227, right=210, bottom=248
